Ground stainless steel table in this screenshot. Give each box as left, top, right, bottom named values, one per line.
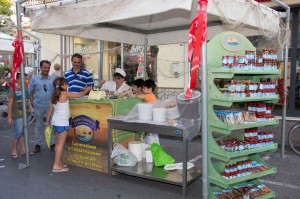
left=107, top=118, right=201, bottom=197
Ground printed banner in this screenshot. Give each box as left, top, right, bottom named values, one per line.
left=62, top=102, right=113, bottom=172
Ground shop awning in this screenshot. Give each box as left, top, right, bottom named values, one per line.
left=0, top=32, right=35, bottom=54
left=27, top=0, right=282, bottom=45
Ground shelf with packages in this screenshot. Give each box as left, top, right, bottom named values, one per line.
left=208, top=154, right=276, bottom=188
left=208, top=106, right=279, bottom=134
left=207, top=31, right=278, bottom=197
left=208, top=133, right=277, bottom=162
left=208, top=179, right=276, bottom=199
left=208, top=69, right=280, bottom=104
left=208, top=68, right=281, bottom=75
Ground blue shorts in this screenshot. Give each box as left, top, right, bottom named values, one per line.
left=53, top=125, right=69, bottom=133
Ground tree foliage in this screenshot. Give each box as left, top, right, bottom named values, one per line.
left=0, top=0, right=13, bottom=16
left=0, top=0, right=13, bottom=27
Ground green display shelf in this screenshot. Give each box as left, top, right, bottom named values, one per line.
left=209, top=117, right=279, bottom=133
left=208, top=131, right=278, bottom=162
left=208, top=68, right=280, bottom=75
left=207, top=32, right=277, bottom=197
left=208, top=179, right=276, bottom=199
left=211, top=95, right=279, bottom=103
left=208, top=154, right=276, bottom=188
left=208, top=70, right=280, bottom=104
left=208, top=133, right=278, bottom=161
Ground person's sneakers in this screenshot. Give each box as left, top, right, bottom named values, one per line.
left=30, top=145, right=41, bottom=155
left=50, top=144, right=55, bottom=151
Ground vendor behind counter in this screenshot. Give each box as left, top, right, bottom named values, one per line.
left=98, top=68, right=131, bottom=96
left=64, top=53, right=94, bottom=93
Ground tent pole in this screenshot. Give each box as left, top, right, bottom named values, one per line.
left=121, top=43, right=124, bottom=70
left=98, top=40, right=104, bottom=81
left=272, top=0, right=290, bottom=158
left=201, top=41, right=208, bottom=199
left=16, top=0, right=30, bottom=168
left=61, top=35, right=68, bottom=75
left=144, top=35, right=148, bottom=80
left=281, top=4, right=290, bottom=159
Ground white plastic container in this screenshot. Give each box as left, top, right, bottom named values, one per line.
left=138, top=103, right=153, bottom=121
left=152, top=107, right=166, bottom=122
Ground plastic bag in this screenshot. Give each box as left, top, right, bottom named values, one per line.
left=44, top=125, right=53, bottom=148
left=150, top=143, right=175, bottom=167
left=145, top=133, right=160, bottom=145
left=111, top=143, right=137, bottom=167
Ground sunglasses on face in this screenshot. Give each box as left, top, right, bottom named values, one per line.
left=44, top=84, right=47, bottom=92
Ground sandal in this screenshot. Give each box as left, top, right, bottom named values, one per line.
left=52, top=167, right=69, bottom=173
left=11, top=154, right=18, bottom=159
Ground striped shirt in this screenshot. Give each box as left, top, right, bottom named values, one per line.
left=64, top=67, right=94, bottom=93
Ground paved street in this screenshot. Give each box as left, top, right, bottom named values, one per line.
left=0, top=116, right=299, bottom=199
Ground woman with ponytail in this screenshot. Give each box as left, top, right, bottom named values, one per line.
left=45, top=77, right=91, bottom=172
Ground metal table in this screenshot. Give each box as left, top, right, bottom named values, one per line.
left=107, top=118, right=201, bottom=197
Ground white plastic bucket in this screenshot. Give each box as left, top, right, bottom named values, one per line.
left=153, top=108, right=166, bottom=122
left=138, top=103, right=153, bottom=121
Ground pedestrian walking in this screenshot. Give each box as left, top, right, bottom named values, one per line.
left=7, top=72, right=31, bottom=159
left=45, top=77, right=91, bottom=172
left=28, top=60, right=55, bottom=154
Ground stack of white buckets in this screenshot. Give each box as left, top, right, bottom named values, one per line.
left=138, top=103, right=164, bottom=121
left=137, top=103, right=180, bottom=122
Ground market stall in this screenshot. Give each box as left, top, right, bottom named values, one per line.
left=23, top=0, right=289, bottom=198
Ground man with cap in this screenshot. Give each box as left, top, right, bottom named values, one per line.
left=98, top=68, right=130, bottom=96
left=64, top=53, right=94, bottom=93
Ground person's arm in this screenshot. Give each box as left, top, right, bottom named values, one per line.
left=98, top=80, right=106, bottom=89
left=65, top=86, right=92, bottom=98
left=137, top=94, right=145, bottom=100
left=45, top=101, right=53, bottom=126
left=7, top=96, right=13, bottom=125
left=29, top=91, right=34, bottom=108
left=28, top=77, right=35, bottom=108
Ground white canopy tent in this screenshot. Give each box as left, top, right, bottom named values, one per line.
left=0, top=32, right=35, bottom=53
left=27, top=0, right=282, bottom=45
left=23, top=0, right=289, bottom=198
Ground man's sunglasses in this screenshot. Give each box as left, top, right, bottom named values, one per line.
left=44, top=84, right=47, bottom=92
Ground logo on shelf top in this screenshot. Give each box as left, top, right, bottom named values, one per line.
left=221, top=33, right=244, bottom=52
